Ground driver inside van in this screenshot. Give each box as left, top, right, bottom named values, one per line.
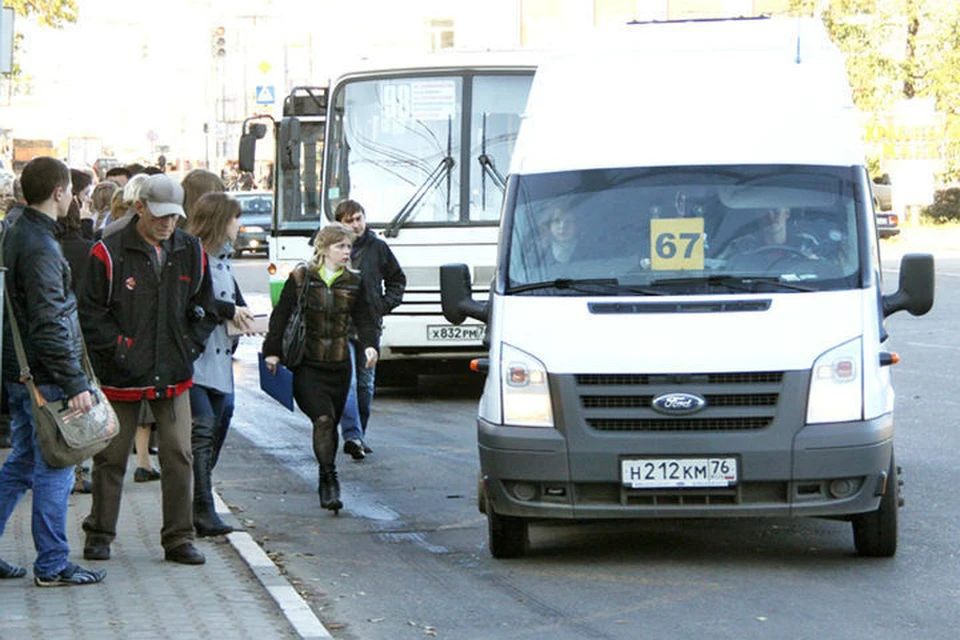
left=716, top=206, right=820, bottom=262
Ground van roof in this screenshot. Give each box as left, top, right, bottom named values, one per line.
left=512, top=17, right=865, bottom=175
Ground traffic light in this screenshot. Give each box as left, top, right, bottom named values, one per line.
left=212, top=26, right=226, bottom=57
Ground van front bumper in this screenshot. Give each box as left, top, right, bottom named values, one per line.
left=479, top=413, right=893, bottom=521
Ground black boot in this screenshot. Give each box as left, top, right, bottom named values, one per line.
left=318, top=465, right=342, bottom=514
left=193, top=439, right=233, bottom=537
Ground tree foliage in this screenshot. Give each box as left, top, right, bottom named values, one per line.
left=786, top=0, right=960, bottom=181
left=7, top=0, right=78, bottom=28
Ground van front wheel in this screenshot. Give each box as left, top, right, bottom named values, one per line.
left=486, top=500, right=528, bottom=558
left=852, top=456, right=899, bottom=558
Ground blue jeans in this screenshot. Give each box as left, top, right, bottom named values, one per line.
left=0, top=382, right=75, bottom=577
left=340, top=342, right=376, bottom=443
left=189, top=386, right=234, bottom=470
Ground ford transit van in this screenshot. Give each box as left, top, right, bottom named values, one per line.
left=441, top=17, right=934, bottom=558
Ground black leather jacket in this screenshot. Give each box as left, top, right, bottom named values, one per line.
left=263, top=265, right=379, bottom=364
left=1, top=208, right=89, bottom=398
left=79, top=217, right=216, bottom=401
left=351, top=228, right=406, bottom=324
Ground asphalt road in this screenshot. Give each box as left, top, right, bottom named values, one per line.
left=220, top=251, right=960, bottom=640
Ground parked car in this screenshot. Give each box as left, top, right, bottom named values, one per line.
left=230, top=191, right=272, bottom=256
left=871, top=175, right=900, bottom=238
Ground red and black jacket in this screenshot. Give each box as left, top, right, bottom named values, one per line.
left=79, top=217, right=217, bottom=401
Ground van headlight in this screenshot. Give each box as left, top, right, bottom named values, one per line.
left=806, top=337, right=862, bottom=424
left=501, top=343, right=554, bottom=427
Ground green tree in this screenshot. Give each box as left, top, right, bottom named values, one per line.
left=7, top=0, right=78, bottom=28
left=786, top=1, right=960, bottom=181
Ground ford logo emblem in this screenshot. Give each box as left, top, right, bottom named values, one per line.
left=651, top=392, right=707, bottom=415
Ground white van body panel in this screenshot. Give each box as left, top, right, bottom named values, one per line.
left=513, top=19, right=865, bottom=175
left=496, top=292, right=859, bottom=374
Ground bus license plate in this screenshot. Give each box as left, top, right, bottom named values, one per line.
left=426, top=324, right=485, bottom=341
left=621, top=457, right=738, bottom=489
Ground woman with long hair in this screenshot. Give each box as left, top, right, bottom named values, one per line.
left=262, top=223, right=379, bottom=514
left=184, top=192, right=254, bottom=536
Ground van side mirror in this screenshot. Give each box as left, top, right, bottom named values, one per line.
left=238, top=119, right=269, bottom=173
left=440, top=263, right=488, bottom=324
left=882, top=253, right=934, bottom=317
left=278, top=117, right=301, bottom=171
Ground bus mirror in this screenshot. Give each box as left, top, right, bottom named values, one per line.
left=882, top=253, right=935, bottom=317
left=441, top=263, right=488, bottom=324
left=238, top=120, right=270, bottom=173
left=279, top=117, right=301, bottom=171
left=238, top=133, right=257, bottom=172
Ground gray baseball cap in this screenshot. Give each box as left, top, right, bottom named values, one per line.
left=139, top=174, right=186, bottom=218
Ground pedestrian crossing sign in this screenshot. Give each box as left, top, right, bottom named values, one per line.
left=256, top=85, right=275, bottom=105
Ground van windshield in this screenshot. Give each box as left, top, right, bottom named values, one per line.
left=504, top=165, right=862, bottom=295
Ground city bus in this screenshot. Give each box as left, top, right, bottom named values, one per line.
left=240, top=52, right=538, bottom=381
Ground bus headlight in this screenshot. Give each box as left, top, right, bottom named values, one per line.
left=501, top=343, right=553, bottom=427
left=806, top=337, right=862, bottom=424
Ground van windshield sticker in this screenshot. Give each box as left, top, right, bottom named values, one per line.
left=650, top=217, right=705, bottom=270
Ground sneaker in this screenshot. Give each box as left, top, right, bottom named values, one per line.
left=362, top=441, right=373, bottom=454
left=134, top=467, right=161, bottom=483
left=343, top=439, right=365, bottom=460
left=35, top=563, right=106, bottom=587
left=0, top=557, right=26, bottom=579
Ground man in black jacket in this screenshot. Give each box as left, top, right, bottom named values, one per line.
left=79, top=174, right=216, bottom=566
left=0, top=157, right=106, bottom=586
left=334, top=200, right=405, bottom=459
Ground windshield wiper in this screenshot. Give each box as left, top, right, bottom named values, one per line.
left=383, top=117, right=455, bottom=238
left=478, top=113, right=507, bottom=209
left=650, top=275, right=816, bottom=292
left=507, top=278, right=665, bottom=296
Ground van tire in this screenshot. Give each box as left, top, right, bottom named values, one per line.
left=486, top=499, right=528, bottom=558
left=852, top=455, right=898, bottom=558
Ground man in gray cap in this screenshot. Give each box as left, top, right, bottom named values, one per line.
left=79, top=173, right=217, bottom=565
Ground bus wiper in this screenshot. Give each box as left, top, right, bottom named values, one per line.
left=650, top=275, right=816, bottom=292
left=478, top=113, right=507, bottom=209
left=384, top=117, right=455, bottom=238
left=507, top=278, right=664, bottom=296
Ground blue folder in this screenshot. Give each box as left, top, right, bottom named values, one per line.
left=258, top=352, right=295, bottom=411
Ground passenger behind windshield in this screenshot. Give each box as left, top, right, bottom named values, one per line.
left=541, top=207, right=584, bottom=265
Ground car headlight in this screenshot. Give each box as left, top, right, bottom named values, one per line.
left=240, top=225, right=265, bottom=233
left=806, top=337, right=862, bottom=424
left=501, top=343, right=553, bottom=427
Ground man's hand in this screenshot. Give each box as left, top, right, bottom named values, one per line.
left=68, top=390, right=94, bottom=414
left=264, top=355, right=281, bottom=374
left=364, top=347, right=379, bottom=369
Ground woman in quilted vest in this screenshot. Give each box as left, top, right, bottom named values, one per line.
left=262, top=223, right=379, bottom=513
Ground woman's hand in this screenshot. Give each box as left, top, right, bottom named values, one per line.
left=233, top=305, right=256, bottom=333
left=264, top=355, right=281, bottom=374
left=364, top=347, right=379, bottom=369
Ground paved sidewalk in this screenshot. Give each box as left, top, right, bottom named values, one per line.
left=0, top=459, right=319, bottom=639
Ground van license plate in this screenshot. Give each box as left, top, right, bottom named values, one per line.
left=621, top=457, right=738, bottom=489
left=426, top=324, right=485, bottom=341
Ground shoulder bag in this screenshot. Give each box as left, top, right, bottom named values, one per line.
left=281, top=265, right=310, bottom=368
left=2, top=237, right=119, bottom=468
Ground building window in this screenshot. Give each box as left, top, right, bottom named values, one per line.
left=426, top=18, right=455, bottom=51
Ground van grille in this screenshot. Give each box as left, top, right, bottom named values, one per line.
left=588, top=417, right=771, bottom=431
left=574, top=371, right=784, bottom=433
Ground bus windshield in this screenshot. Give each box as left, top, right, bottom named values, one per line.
left=505, top=165, right=864, bottom=295
left=324, top=72, right=533, bottom=229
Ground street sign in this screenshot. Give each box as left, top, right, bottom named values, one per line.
left=256, top=85, right=275, bottom=105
